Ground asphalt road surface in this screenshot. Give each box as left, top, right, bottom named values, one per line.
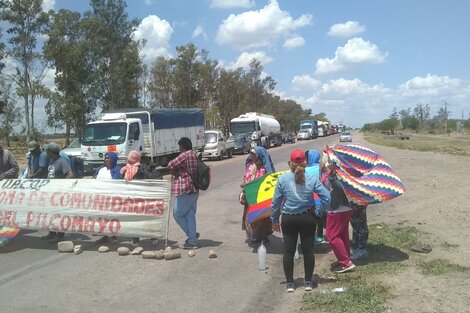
left=0, top=135, right=339, bottom=313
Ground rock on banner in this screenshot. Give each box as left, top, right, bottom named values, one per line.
left=0, top=179, right=171, bottom=238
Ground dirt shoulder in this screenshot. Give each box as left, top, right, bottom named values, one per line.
left=352, top=132, right=470, bottom=312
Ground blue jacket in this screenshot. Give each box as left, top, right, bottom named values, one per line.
left=245, top=146, right=276, bottom=174
left=271, top=171, right=331, bottom=224
left=305, top=149, right=321, bottom=179
left=94, top=152, right=122, bottom=179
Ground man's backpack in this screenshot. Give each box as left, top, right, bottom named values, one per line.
left=191, top=158, right=211, bottom=191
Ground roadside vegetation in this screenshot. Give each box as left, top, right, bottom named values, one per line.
left=363, top=132, right=470, bottom=156
left=361, top=104, right=470, bottom=156
left=303, top=224, right=419, bottom=313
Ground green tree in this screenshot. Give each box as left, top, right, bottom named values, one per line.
left=242, top=59, right=275, bottom=112
left=413, top=103, right=430, bottom=124
left=0, top=77, right=23, bottom=146
left=172, top=43, right=199, bottom=108
left=149, top=56, right=175, bottom=108
left=361, top=123, right=378, bottom=132
left=401, top=115, right=420, bottom=131
left=390, top=107, right=399, bottom=119
left=311, top=112, right=328, bottom=122
left=1, top=0, right=49, bottom=142
left=214, top=68, right=244, bottom=133
left=0, top=18, right=6, bottom=114
left=43, top=9, right=98, bottom=143
left=378, top=118, right=399, bottom=134
left=83, top=0, right=142, bottom=111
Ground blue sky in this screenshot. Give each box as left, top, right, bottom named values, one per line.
left=9, top=0, right=470, bottom=128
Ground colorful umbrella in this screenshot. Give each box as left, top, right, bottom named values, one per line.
left=0, top=226, right=20, bottom=247
left=324, top=143, right=405, bottom=206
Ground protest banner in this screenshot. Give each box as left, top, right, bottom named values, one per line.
left=0, top=178, right=171, bottom=239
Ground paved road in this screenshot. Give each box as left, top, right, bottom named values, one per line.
left=1, top=135, right=340, bottom=313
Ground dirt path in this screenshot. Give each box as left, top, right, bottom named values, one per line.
left=351, top=133, right=470, bottom=312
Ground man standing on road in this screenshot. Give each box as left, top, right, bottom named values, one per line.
left=27, top=141, right=50, bottom=178
left=40, top=142, right=74, bottom=243
left=0, top=144, right=19, bottom=180
left=168, top=137, right=200, bottom=249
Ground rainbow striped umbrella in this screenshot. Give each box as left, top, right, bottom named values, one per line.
left=0, top=226, right=20, bottom=247
left=324, top=144, right=405, bottom=206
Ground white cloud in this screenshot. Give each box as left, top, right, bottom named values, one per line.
left=327, top=21, right=365, bottom=38
left=216, top=0, right=313, bottom=50
left=133, top=15, right=173, bottom=64
left=210, top=0, right=255, bottom=9
left=192, top=25, right=208, bottom=40
left=283, top=36, right=305, bottom=50
left=144, top=0, right=156, bottom=5
left=43, top=67, right=57, bottom=91
left=291, top=75, right=321, bottom=91
left=315, top=37, right=387, bottom=75
left=285, top=75, right=470, bottom=127
left=399, top=74, right=465, bottom=97
left=229, top=51, right=274, bottom=69
left=42, top=0, right=55, bottom=11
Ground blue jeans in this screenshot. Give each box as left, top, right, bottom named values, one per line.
left=173, top=192, right=199, bottom=245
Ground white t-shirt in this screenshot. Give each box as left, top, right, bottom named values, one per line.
left=96, top=167, right=112, bottom=180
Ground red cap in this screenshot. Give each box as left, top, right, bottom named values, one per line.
left=290, top=149, right=306, bottom=163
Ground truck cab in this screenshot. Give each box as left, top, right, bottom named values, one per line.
left=81, top=113, right=143, bottom=174
left=202, top=130, right=234, bottom=160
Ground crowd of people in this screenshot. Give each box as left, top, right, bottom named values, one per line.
left=239, top=146, right=370, bottom=293
left=1, top=137, right=370, bottom=294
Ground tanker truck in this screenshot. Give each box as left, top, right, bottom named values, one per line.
left=230, top=112, right=282, bottom=149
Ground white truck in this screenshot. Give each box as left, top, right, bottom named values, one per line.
left=202, top=129, right=235, bottom=160
left=81, top=108, right=205, bottom=173
left=229, top=112, right=282, bottom=149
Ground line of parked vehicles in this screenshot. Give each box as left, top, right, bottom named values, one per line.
left=62, top=109, right=347, bottom=175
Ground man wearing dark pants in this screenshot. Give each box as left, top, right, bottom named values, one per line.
left=40, top=142, right=74, bottom=243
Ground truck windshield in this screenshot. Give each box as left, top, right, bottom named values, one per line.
left=230, top=122, right=255, bottom=135
left=300, top=124, right=311, bottom=130
left=204, top=133, right=218, bottom=143
left=82, top=122, right=127, bottom=145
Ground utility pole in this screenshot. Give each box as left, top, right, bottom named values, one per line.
left=442, top=100, right=450, bottom=134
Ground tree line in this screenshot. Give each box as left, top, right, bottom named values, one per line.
left=362, top=103, right=470, bottom=134
left=0, top=0, right=317, bottom=146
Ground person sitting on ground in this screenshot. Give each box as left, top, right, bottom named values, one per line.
left=41, top=142, right=74, bottom=243
left=0, top=144, right=19, bottom=181
left=271, top=149, right=331, bottom=293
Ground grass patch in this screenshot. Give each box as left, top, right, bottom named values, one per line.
left=416, top=259, right=470, bottom=276
left=363, top=132, right=470, bottom=156
left=303, top=278, right=393, bottom=313
left=368, top=223, right=419, bottom=251
left=350, top=262, right=408, bottom=277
